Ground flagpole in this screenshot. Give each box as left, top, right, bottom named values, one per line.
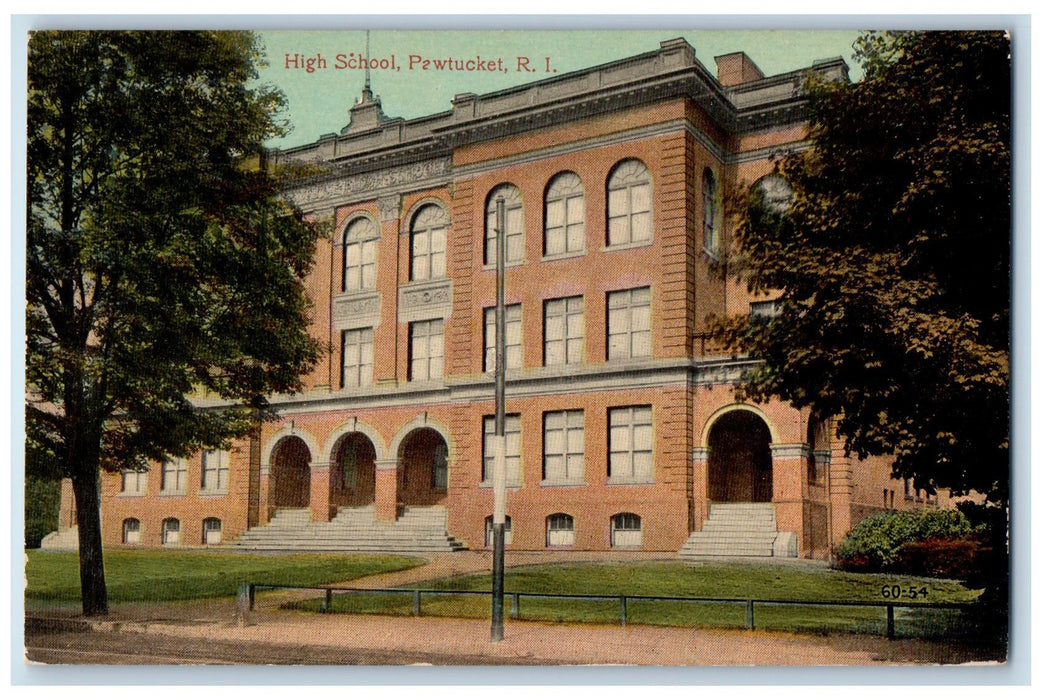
left=491, top=196, right=507, bottom=642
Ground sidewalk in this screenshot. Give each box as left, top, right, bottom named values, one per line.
left=24, top=552, right=997, bottom=666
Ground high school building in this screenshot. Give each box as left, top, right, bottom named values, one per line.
left=50, top=38, right=952, bottom=558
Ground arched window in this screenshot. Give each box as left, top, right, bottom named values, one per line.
left=484, top=515, right=513, bottom=547
left=410, top=205, right=449, bottom=281
left=122, top=518, right=141, bottom=545
left=202, top=517, right=222, bottom=545
left=544, top=172, right=585, bottom=256
left=607, top=159, right=652, bottom=246
left=485, top=184, right=524, bottom=265
left=702, top=168, right=718, bottom=254
left=161, top=518, right=180, bottom=546
left=610, top=512, right=642, bottom=548
left=546, top=512, right=575, bottom=547
left=342, top=216, right=379, bottom=292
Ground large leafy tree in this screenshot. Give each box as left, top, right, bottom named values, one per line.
left=27, top=31, right=322, bottom=616
left=714, top=31, right=1010, bottom=501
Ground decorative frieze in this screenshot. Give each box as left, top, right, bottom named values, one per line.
left=398, top=278, right=453, bottom=324
left=333, top=291, right=381, bottom=329
left=282, top=158, right=452, bottom=212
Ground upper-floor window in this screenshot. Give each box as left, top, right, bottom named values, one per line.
left=607, top=287, right=651, bottom=360
left=410, top=205, right=448, bottom=281
left=160, top=458, right=187, bottom=494
left=343, top=216, right=379, bottom=292
left=201, top=449, right=229, bottom=493
left=409, top=318, right=444, bottom=382
left=484, top=304, right=522, bottom=373
left=485, top=184, right=524, bottom=265
left=607, top=159, right=652, bottom=246
left=341, top=327, right=374, bottom=388
left=702, top=168, right=718, bottom=254
left=544, top=172, right=585, bottom=257
left=544, top=296, right=584, bottom=367
left=121, top=469, right=147, bottom=496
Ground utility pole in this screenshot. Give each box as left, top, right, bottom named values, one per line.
left=491, top=196, right=507, bottom=642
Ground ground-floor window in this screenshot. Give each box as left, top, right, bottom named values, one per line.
left=484, top=515, right=513, bottom=547
left=122, top=518, right=141, bottom=545
left=610, top=512, right=642, bottom=548
left=202, top=517, right=222, bottom=545
left=161, top=517, right=180, bottom=545
left=546, top=512, right=575, bottom=547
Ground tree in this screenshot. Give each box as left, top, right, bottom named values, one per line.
left=26, top=31, right=322, bottom=616
left=713, top=31, right=1010, bottom=502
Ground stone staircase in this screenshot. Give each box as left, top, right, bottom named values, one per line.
left=231, top=505, right=467, bottom=554
left=40, top=527, right=79, bottom=551
left=677, top=503, right=797, bottom=559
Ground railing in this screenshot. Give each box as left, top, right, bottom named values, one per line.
left=238, top=583, right=972, bottom=641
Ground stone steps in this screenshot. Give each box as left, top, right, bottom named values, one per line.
left=677, top=503, right=797, bottom=559
left=231, top=505, right=467, bottom=554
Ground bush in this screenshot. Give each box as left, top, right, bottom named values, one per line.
left=894, top=536, right=982, bottom=578
left=837, top=509, right=974, bottom=573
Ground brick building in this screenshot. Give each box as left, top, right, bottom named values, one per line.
left=52, top=38, right=953, bottom=558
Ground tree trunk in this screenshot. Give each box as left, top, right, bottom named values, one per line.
left=71, top=468, right=108, bottom=617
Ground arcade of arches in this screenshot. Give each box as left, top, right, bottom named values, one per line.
left=265, top=426, right=448, bottom=523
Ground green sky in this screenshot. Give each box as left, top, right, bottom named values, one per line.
left=258, top=30, right=864, bottom=150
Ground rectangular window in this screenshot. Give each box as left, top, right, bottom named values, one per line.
left=120, top=469, right=147, bottom=496
left=160, top=459, right=187, bottom=494
left=412, top=225, right=447, bottom=281
left=484, top=305, right=522, bottom=373
left=201, top=450, right=229, bottom=492
left=482, top=414, right=522, bottom=486
left=344, top=238, right=377, bottom=291
left=608, top=406, right=653, bottom=483
left=341, top=327, right=374, bottom=388
left=543, top=410, right=584, bottom=485
left=607, top=287, right=651, bottom=360
left=409, top=319, right=444, bottom=382
left=543, top=296, right=584, bottom=366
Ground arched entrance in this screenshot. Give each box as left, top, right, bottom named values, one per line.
left=331, top=432, right=377, bottom=508
left=707, top=410, right=773, bottom=502
left=270, top=436, right=312, bottom=509
left=397, top=428, right=448, bottom=506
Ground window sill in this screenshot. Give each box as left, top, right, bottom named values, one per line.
left=117, top=492, right=146, bottom=498
left=479, top=481, right=523, bottom=490
left=605, top=478, right=654, bottom=486
left=199, top=489, right=229, bottom=497
left=157, top=491, right=188, bottom=497
left=540, top=479, right=586, bottom=488
left=541, top=249, right=587, bottom=263
left=481, top=259, right=527, bottom=272
left=701, top=247, right=722, bottom=263
left=601, top=239, right=653, bottom=253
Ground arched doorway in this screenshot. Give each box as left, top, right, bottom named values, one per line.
left=397, top=428, right=448, bottom=506
left=707, top=410, right=773, bottom=502
left=270, top=436, right=311, bottom=509
left=331, top=432, right=377, bottom=508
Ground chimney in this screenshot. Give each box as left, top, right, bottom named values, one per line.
left=714, top=51, right=765, bottom=87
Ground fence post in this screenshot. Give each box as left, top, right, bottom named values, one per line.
left=323, top=588, right=332, bottom=613
left=413, top=590, right=421, bottom=616
left=236, top=583, right=250, bottom=627
left=511, top=593, right=519, bottom=619
left=620, top=596, right=628, bottom=627
left=746, top=600, right=755, bottom=630
left=886, top=605, right=895, bottom=640
left=248, top=583, right=255, bottom=611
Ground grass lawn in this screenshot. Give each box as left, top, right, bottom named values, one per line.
left=289, top=561, right=982, bottom=640
left=25, top=549, right=422, bottom=605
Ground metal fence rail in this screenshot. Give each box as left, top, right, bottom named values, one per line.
left=241, top=583, right=973, bottom=640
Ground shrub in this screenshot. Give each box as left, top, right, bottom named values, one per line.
left=837, top=509, right=973, bottom=572
left=894, top=536, right=981, bottom=578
